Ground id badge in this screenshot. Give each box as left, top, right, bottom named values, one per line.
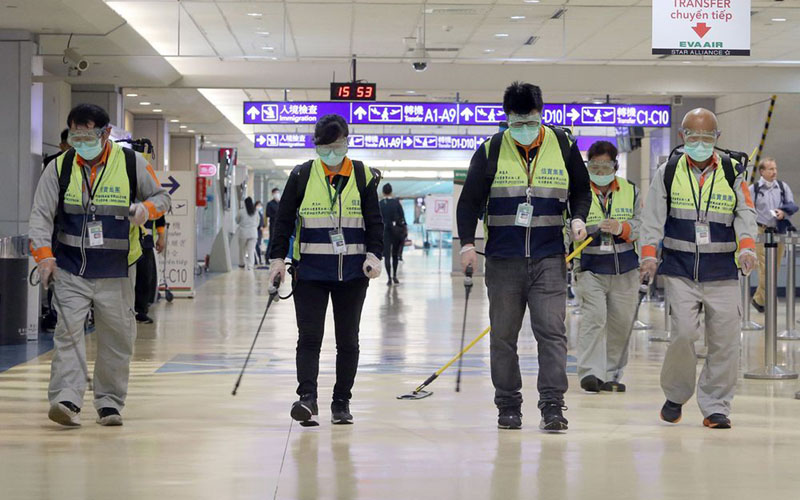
left=87, top=221, right=104, bottom=247
left=515, top=203, right=534, bottom=227
left=695, top=222, right=711, bottom=246
left=600, top=234, right=614, bottom=252
left=329, top=230, right=346, bottom=255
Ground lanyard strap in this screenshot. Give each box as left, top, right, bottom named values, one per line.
left=516, top=145, right=541, bottom=191
left=326, top=175, right=346, bottom=213
left=79, top=161, right=109, bottom=211
left=597, top=191, right=613, bottom=218
left=687, top=164, right=717, bottom=223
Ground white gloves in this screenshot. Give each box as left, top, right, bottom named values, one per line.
left=363, top=252, right=381, bottom=279
left=460, top=244, right=479, bottom=274
left=39, top=258, right=57, bottom=289
left=640, top=258, right=658, bottom=284
left=599, top=218, right=623, bottom=236
left=571, top=219, right=587, bottom=242
left=740, top=250, right=757, bottom=276
left=268, top=259, right=286, bottom=290
left=129, top=203, right=148, bottom=226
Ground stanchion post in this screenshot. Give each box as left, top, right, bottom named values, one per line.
left=778, top=232, right=800, bottom=340
left=741, top=273, right=763, bottom=331
left=745, top=229, right=798, bottom=380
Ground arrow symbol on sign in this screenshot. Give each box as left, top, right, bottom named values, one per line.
left=256, top=135, right=266, bottom=145
left=161, top=175, right=180, bottom=195
left=404, top=137, right=413, bottom=147
left=567, top=108, right=580, bottom=123
left=246, top=106, right=260, bottom=120
left=460, top=108, right=474, bottom=120
left=692, top=22, right=711, bottom=38
left=354, top=106, right=367, bottom=120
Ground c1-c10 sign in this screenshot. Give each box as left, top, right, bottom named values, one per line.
left=652, top=0, right=751, bottom=56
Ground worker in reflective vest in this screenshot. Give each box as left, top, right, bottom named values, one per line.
left=574, top=141, right=641, bottom=394
left=640, top=108, right=757, bottom=430
left=457, top=82, right=592, bottom=432
left=269, top=114, right=384, bottom=427
left=29, top=103, right=170, bottom=427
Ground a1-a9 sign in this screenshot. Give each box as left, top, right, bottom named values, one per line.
left=330, top=82, right=377, bottom=101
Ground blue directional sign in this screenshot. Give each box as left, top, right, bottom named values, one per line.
left=254, top=133, right=491, bottom=151
left=244, top=101, right=671, bottom=127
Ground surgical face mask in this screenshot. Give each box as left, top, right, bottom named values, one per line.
left=507, top=113, right=542, bottom=146
left=684, top=141, right=715, bottom=162
left=589, top=173, right=616, bottom=187
left=764, top=179, right=776, bottom=188
left=68, top=127, right=106, bottom=160
left=73, top=139, right=105, bottom=160
left=316, top=141, right=348, bottom=167
left=319, top=151, right=346, bottom=167
left=273, top=193, right=281, bottom=202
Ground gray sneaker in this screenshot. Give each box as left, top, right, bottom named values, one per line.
left=96, top=407, right=123, bottom=426
left=48, top=401, right=81, bottom=427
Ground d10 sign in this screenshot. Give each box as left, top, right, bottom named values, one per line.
left=244, top=102, right=671, bottom=128
left=652, top=0, right=751, bottom=56
left=254, top=133, right=491, bottom=151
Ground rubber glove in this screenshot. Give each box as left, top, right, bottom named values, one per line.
left=460, top=244, right=479, bottom=274
left=571, top=219, right=587, bottom=242
left=129, top=203, right=148, bottom=226
left=156, top=234, right=166, bottom=254
left=640, top=258, right=658, bottom=284
left=599, top=219, right=623, bottom=236
left=39, top=258, right=57, bottom=289
left=268, top=259, right=286, bottom=289
left=363, top=252, right=381, bottom=279
left=740, top=250, right=757, bottom=276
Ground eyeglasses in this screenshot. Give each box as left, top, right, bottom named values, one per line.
left=681, top=129, right=719, bottom=144
left=315, top=141, right=348, bottom=156
left=507, top=114, right=542, bottom=129
left=67, top=128, right=104, bottom=146
left=586, top=159, right=617, bottom=175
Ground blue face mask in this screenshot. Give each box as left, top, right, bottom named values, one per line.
left=590, top=173, right=616, bottom=187
left=73, top=139, right=105, bottom=161
left=509, top=124, right=540, bottom=146
left=319, top=151, right=346, bottom=167
left=684, top=142, right=715, bottom=162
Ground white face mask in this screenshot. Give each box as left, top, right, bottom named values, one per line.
left=764, top=180, right=776, bottom=188
left=273, top=193, right=281, bottom=202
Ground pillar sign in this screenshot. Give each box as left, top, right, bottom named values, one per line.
left=652, top=0, right=750, bottom=56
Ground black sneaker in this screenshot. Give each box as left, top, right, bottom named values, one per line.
left=497, top=406, right=522, bottom=430
left=393, top=277, right=400, bottom=285
left=291, top=394, right=319, bottom=427
left=96, top=407, right=123, bottom=426
left=135, top=313, right=154, bottom=324
left=660, top=400, right=683, bottom=424
left=580, top=375, right=602, bottom=393
left=751, top=299, right=765, bottom=314
left=538, top=402, right=568, bottom=432
left=703, top=413, right=731, bottom=429
left=331, top=400, right=353, bottom=425
left=600, top=381, right=626, bottom=393
left=48, top=401, right=81, bottom=427
left=387, top=278, right=393, bottom=286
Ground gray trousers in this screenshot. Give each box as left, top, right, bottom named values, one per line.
left=661, top=276, right=741, bottom=417
left=575, top=269, right=639, bottom=383
left=49, top=268, right=137, bottom=412
left=486, top=256, right=568, bottom=408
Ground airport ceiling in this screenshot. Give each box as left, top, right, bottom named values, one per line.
left=4, top=0, right=800, bottom=171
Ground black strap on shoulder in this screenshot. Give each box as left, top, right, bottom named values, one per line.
left=352, top=160, right=367, bottom=196
left=550, top=126, right=572, bottom=166
left=122, top=146, right=138, bottom=203
left=754, top=182, right=761, bottom=201
left=485, top=132, right=504, bottom=184
left=718, top=153, right=739, bottom=190
left=56, top=150, right=76, bottom=216
left=294, top=160, right=314, bottom=201
left=663, top=151, right=682, bottom=215
left=779, top=180, right=787, bottom=205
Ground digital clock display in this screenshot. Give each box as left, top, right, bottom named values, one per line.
left=330, top=82, right=377, bottom=101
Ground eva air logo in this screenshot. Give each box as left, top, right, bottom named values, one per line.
left=680, top=41, right=723, bottom=48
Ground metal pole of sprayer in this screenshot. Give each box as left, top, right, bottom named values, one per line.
left=231, top=275, right=282, bottom=395
left=455, top=264, right=473, bottom=392
left=745, top=229, right=798, bottom=380
left=632, top=280, right=654, bottom=331
left=610, top=278, right=651, bottom=388
left=778, top=232, right=800, bottom=340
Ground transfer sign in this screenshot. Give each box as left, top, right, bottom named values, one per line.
left=652, top=0, right=750, bottom=56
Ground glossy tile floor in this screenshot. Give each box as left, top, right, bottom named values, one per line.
left=3, top=249, right=800, bottom=499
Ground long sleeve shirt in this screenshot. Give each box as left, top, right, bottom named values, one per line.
left=268, top=160, right=384, bottom=261
left=750, top=178, right=796, bottom=228
left=456, top=137, right=592, bottom=246
left=29, top=144, right=171, bottom=262
left=639, top=155, right=757, bottom=262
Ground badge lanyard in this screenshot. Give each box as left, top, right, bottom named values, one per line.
left=598, top=191, right=615, bottom=251
left=326, top=175, right=346, bottom=216
left=686, top=164, right=717, bottom=223
left=79, top=158, right=109, bottom=220
left=517, top=145, right=542, bottom=200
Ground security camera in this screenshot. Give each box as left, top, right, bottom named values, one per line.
left=410, top=45, right=429, bottom=72
left=412, top=60, right=428, bottom=72
left=63, top=48, right=90, bottom=73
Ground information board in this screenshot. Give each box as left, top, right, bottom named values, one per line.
left=155, top=171, right=196, bottom=298
left=652, top=0, right=750, bottom=56
left=424, top=195, right=454, bottom=232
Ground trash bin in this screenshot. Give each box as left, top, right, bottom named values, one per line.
left=0, top=235, right=29, bottom=345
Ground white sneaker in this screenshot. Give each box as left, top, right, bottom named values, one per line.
left=96, top=408, right=123, bottom=426
left=48, top=402, right=81, bottom=427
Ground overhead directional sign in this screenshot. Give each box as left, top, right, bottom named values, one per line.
left=652, top=0, right=750, bottom=56
left=243, top=102, right=671, bottom=128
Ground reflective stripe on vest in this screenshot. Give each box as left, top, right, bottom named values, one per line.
left=580, top=177, right=639, bottom=275
left=484, top=127, right=569, bottom=259
left=293, top=158, right=373, bottom=281
left=660, top=154, right=740, bottom=282
left=55, top=142, right=142, bottom=279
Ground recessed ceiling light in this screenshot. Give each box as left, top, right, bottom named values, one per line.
left=772, top=18, right=787, bottom=22
left=269, top=57, right=278, bottom=60
left=406, top=90, right=416, bottom=94
left=179, top=125, right=187, bottom=129
left=187, top=130, right=195, bottom=133
left=682, top=61, right=692, bottom=64
left=285, top=89, right=291, bottom=92
left=261, top=46, right=274, bottom=51
left=170, top=119, right=179, bottom=123
left=484, top=48, right=496, bottom=53
left=495, top=33, right=510, bottom=38
left=256, top=31, right=270, bottom=36
left=126, top=93, right=138, bottom=97
left=139, top=101, right=151, bottom=105
left=247, top=12, right=262, bottom=17
left=153, top=109, right=162, bottom=113
left=510, top=16, right=526, bottom=20
left=523, top=0, right=540, bottom=3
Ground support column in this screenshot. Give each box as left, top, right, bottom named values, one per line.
left=133, top=117, right=170, bottom=170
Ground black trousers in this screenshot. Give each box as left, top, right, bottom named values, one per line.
left=135, top=248, right=157, bottom=315
left=383, top=232, right=403, bottom=279
left=293, top=277, right=369, bottom=401
left=254, top=230, right=263, bottom=265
